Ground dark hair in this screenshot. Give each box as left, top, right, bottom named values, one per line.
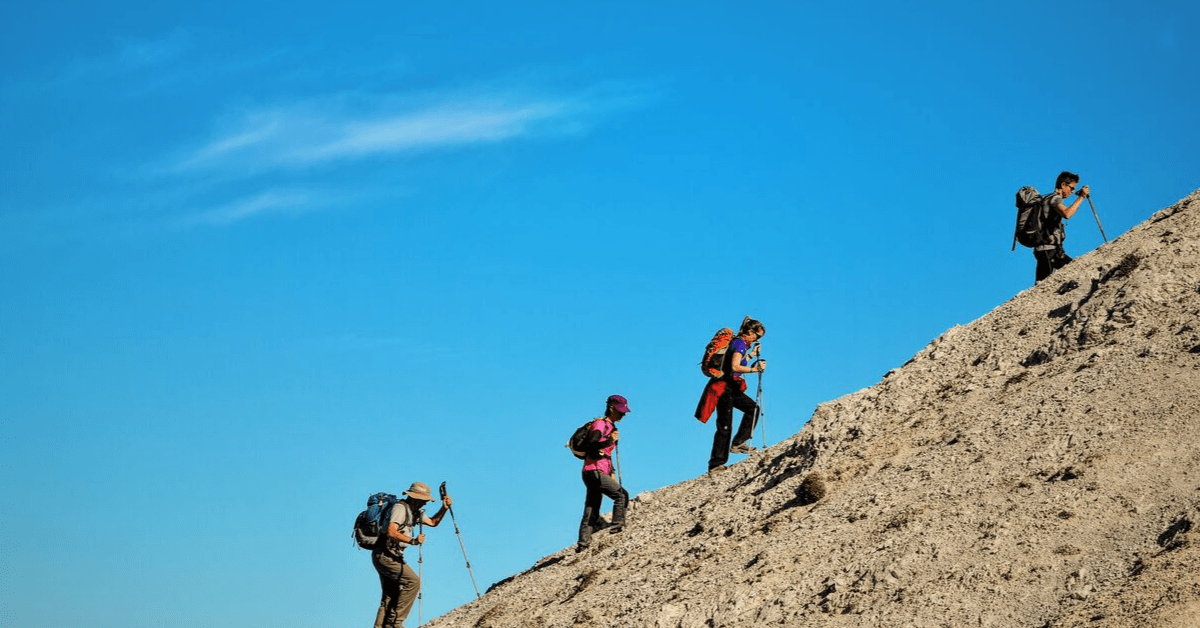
left=739, top=318, right=765, bottom=338
left=1055, top=171, right=1080, bottom=190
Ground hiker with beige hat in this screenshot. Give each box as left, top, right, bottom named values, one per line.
left=372, top=481, right=451, bottom=628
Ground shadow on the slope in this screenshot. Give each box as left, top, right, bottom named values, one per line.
left=765, top=491, right=824, bottom=519
left=485, top=553, right=568, bottom=594
left=1157, top=515, right=1193, bottom=553
left=1023, top=253, right=1142, bottom=367
left=727, top=450, right=827, bottom=520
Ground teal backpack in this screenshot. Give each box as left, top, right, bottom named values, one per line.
left=352, top=492, right=399, bottom=549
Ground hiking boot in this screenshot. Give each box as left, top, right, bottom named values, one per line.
left=707, top=465, right=726, bottom=474
left=608, top=524, right=624, bottom=535
left=730, top=442, right=757, bottom=454
left=575, top=542, right=590, bottom=554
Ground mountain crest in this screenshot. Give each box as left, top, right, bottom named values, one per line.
left=430, top=190, right=1200, bottom=628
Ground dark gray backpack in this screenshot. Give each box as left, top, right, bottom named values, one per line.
left=1012, top=186, right=1048, bottom=249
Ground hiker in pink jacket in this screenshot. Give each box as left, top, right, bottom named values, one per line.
left=577, top=395, right=630, bottom=552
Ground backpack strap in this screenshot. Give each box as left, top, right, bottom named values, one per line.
left=390, top=500, right=415, bottom=537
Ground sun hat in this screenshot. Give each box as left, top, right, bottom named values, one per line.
left=403, top=482, right=434, bottom=501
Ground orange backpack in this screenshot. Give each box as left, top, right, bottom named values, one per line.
left=700, top=327, right=735, bottom=378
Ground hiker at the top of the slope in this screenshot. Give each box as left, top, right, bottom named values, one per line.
left=1035, top=171, right=1091, bottom=283
left=708, top=319, right=766, bottom=472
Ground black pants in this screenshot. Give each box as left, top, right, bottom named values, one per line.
left=1035, top=246, right=1072, bottom=283
left=579, top=469, right=628, bottom=545
left=708, top=382, right=758, bottom=470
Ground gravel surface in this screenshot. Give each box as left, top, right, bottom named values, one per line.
left=426, top=190, right=1200, bottom=628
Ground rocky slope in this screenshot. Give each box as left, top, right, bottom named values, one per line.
left=427, top=190, right=1200, bottom=628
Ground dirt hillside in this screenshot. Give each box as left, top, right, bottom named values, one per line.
left=427, top=190, right=1200, bottom=628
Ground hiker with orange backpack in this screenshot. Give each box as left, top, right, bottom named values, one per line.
left=695, top=324, right=737, bottom=424
left=706, top=318, right=766, bottom=473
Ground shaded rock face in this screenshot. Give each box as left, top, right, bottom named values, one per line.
left=429, top=191, right=1200, bottom=628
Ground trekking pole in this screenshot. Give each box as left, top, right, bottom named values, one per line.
left=1086, top=195, right=1108, bottom=243
left=756, top=369, right=766, bottom=449
left=752, top=343, right=766, bottom=449
left=417, top=520, right=424, bottom=627
left=614, top=441, right=623, bottom=487
left=440, top=482, right=481, bottom=599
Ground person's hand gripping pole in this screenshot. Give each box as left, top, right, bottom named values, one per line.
left=751, top=341, right=767, bottom=449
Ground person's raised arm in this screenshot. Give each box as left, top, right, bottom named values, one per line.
left=1055, top=184, right=1090, bottom=219
left=425, top=493, right=452, bottom=527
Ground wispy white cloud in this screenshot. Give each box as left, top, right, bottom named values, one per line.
left=174, top=188, right=331, bottom=228
left=176, top=118, right=287, bottom=171
left=146, top=78, right=651, bottom=230
left=300, top=101, right=566, bottom=163
left=172, top=84, right=642, bottom=176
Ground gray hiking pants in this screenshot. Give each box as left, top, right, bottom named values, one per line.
left=373, top=550, right=420, bottom=628
left=579, top=469, right=628, bottom=545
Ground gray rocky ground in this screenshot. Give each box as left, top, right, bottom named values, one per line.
left=426, top=190, right=1200, bottom=628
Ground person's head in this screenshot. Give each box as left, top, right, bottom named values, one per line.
left=605, top=394, right=631, bottom=420
left=403, top=482, right=434, bottom=507
left=738, top=318, right=766, bottom=342
left=1055, top=171, right=1080, bottom=196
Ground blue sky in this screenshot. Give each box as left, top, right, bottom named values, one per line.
left=2, top=1, right=1198, bottom=626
